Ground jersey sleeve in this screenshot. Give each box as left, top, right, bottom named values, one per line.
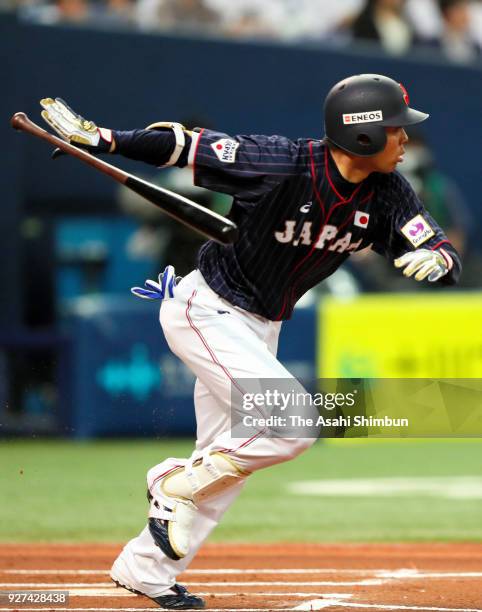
left=371, top=171, right=462, bottom=285
left=190, top=129, right=304, bottom=201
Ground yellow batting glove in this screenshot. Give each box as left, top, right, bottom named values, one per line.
left=40, top=97, right=114, bottom=153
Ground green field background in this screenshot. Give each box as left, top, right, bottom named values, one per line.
left=1, top=439, right=481, bottom=543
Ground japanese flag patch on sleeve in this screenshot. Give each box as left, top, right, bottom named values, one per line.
left=211, top=138, right=240, bottom=163
left=401, top=214, right=435, bottom=247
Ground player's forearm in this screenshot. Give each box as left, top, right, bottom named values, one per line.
left=112, top=129, right=191, bottom=167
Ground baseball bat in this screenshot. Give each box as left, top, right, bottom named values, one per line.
left=10, top=112, right=239, bottom=245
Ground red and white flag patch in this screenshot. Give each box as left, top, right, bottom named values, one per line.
left=211, top=138, right=239, bottom=163
left=354, top=211, right=370, bottom=228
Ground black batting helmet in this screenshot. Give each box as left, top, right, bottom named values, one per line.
left=323, top=74, right=429, bottom=157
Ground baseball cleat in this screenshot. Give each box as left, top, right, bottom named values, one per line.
left=113, top=578, right=205, bottom=610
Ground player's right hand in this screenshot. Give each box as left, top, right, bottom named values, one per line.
left=131, top=265, right=182, bottom=301
left=40, top=97, right=114, bottom=154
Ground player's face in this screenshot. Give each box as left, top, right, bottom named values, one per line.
left=371, top=127, right=408, bottom=173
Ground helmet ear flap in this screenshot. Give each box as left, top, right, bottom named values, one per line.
left=355, top=125, right=387, bottom=155
left=356, top=132, right=372, bottom=148
left=330, top=125, right=387, bottom=157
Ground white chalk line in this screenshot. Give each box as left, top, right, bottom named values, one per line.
left=2, top=571, right=482, bottom=588
left=377, top=570, right=482, bottom=580
left=2, top=569, right=481, bottom=612
left=0, top=608, right=291, bottom=611
left=1, top=606, right=482, bottom=612
left=0, top=609, right=295, bottom=612
left=0, top=584, right=114, bottom=588
left=0, top=588, right=353, bottom=598
left=294, top=600, right=482, bottom=612
left=294, top=599, right=336, bottom=610
left=2, top=569, right=371, bottom=575
left=0, top=581, right=384, bottom=587
left=3, top=569, right=482, bottom=578
left=0, top=589, right=353, bottom=598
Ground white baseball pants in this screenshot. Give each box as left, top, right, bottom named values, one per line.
left=111, top=270, right=315, bottom=596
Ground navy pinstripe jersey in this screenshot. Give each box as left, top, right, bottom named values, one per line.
left=192, top=129, right=460, bottom=321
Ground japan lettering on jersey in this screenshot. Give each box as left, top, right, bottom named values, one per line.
left=274, top=221, right=363, bottom=253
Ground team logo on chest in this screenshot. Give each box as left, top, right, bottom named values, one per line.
left=274, top=221, right=362, bottom=253
left=300, top=201, right=312, bottom=213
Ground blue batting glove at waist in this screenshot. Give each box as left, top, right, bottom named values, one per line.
left=131, top=265, right=182, bottom=300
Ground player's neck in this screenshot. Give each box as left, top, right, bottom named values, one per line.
left=329, top=148, right=372, bottom=183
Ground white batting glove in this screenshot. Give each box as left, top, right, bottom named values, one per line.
left=131, top=265, right=182, bottom=300
left=394, top=248, right=451, bottom=282
left=40, top=97, right=113, bottom=153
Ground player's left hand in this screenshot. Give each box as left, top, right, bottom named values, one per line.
left=394, top=249, right=449, bottom=282
left=131, top=265, right=182, bottom=300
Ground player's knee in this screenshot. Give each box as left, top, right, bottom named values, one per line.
left=146, top=457, right=188, bottom=490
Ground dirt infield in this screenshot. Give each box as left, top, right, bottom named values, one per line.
left=0, top=543, right=481, bottom=611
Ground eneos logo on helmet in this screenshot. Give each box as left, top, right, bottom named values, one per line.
left=343, top=110, right=383, bottom=125
left=401, top=214, right=435, bottom=246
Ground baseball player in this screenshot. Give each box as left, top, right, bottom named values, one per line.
left=40, top=74, right=461, bottom=609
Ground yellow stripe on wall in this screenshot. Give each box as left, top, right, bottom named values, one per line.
left=318, top=293, right=482, bottom=379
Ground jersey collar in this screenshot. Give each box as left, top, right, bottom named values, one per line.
left=326, top=145, right=366, bottom=202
